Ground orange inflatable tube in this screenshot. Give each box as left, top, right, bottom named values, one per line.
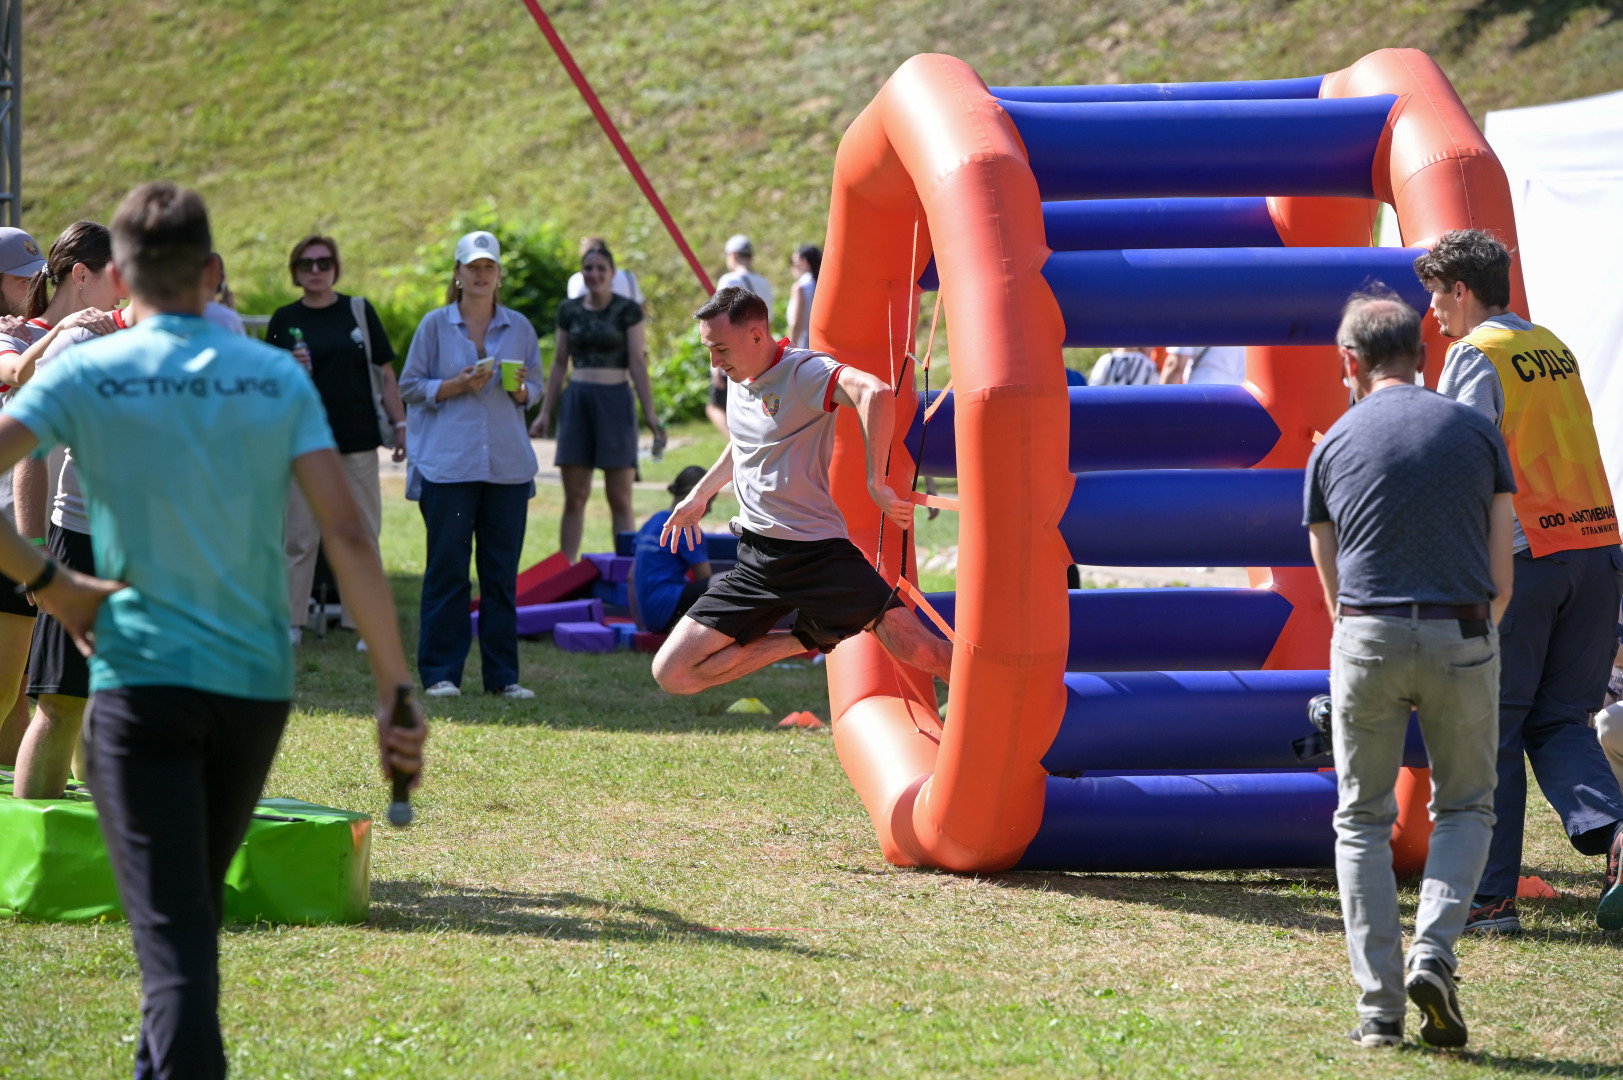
left=819, top=49, right=1521, bottom=874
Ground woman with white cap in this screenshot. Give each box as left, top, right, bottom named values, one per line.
left=399, top=230, right=544, bottom=700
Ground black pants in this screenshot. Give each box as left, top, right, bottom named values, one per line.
left=82, top=685, right=289, bottom=1080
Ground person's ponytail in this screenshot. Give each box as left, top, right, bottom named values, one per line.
left=22, top=269, right=50, bottom=320
left=25, top=220, right=113, bottom=321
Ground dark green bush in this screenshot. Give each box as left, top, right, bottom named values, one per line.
left=649, top=322, right=713, bottom=425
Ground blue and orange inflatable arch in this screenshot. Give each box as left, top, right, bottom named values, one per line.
left=814, top=49, right=1524, bottom=873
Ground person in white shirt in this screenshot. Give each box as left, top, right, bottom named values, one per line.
left=785, top=244, right=820, bottom=350
left=1161, top=345, right=1247, bottom=385
left=565, top=235, right=646, bottom=312
left=707, top=234, right=775, bottom=437
left=1089, top=347, right=1158, bottom=386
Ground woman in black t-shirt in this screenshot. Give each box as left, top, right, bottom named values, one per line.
left=265, top=234, right=406, bottom=643
left=533, top=244, right=663, bottom=562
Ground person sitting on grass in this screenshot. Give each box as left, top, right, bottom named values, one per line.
left=630, top=465, right=714, bottom=635
left=0, top=180, right=427, bottom=1079
left=651, top=287, right=951, bottom=694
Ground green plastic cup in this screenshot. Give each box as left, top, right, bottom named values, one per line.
left=500, top=360, right=523, bottom=392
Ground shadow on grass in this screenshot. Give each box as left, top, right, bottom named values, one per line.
left=986, top=869, right=1623, bottom=948
left=1435, top=1049, right=1623, bottom=1077
left=985, top=870, right=1348, bottom=934
left=367, top=880, right=823, bottom=956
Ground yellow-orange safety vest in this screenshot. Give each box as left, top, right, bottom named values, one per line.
left=1460, top=322, right=1617, bottom=557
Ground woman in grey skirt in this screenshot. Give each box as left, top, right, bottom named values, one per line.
left=532, top=243, right=663, bottom=562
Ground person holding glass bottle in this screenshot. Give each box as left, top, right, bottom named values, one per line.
left=400, top=231, right=543, bottom=699
left=266, top=234, right=406, bottom=646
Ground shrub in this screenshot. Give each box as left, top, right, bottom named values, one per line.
left=650, top=322, right=714, bottom=425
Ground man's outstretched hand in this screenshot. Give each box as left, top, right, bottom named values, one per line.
left=869, top=481, right=913, bottom=533
left=35, top=569, right=127, bottom=657
left=660, top=493, right=706, bottom=554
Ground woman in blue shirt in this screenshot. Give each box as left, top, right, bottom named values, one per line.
left=399, top=231, right=544, bottom=700
left=631, top=466, right=713, bottom=634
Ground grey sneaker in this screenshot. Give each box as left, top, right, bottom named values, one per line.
left=423, top=681, right=461, bottom=698
left=1348, top=1017, right=1403, bottom=1048
left=1406, top=956, right=1467, bottom=1048
left=496, top=684, right=535, bottom=700
left=1464, top=895, right=1521, bottom=934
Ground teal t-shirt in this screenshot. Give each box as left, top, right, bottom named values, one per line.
left=6, top=314, right=336, bottom=700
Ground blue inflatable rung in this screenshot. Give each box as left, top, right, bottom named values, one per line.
left=1046, top=670, right=1429, bottom=773
left=903, top=385, right=1280, bottom=479
left=990, top=76, right=1326, bottom=103
left=1062, top=469, right=1311, bottom=567
left=1044, top=247, right=1432, bottom=347
left=922, top=589, right=1292, bottom=672
left=999, top=96, right=1396, bottom=201
left=1015, top=771, right=1338, bottom=871
left=1044, top=197, right=1284, bottom=252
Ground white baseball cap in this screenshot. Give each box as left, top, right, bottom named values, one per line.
left=454, top=230, right=502, bottom=267
left=724, top=233, right=753, bottom=256
left=0, top=228, right=47, bottom=277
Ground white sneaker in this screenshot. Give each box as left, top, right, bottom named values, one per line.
left=356, top=638, right=369, bottom=653
left=496, top=684, right=535, bottom=700
left=289, top=626, right=303, bottom=647
left=424, top=681, right=461, bottom=698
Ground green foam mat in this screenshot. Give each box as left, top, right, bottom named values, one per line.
left=0, top=779, right=371, bottom=924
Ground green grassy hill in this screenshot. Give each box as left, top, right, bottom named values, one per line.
left=23, top=0, right=1623, bottom=357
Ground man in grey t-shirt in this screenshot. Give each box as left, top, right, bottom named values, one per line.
left=651, top=287, right=950, bottom=695
left=1305, top=292, right=1515, bottom=1051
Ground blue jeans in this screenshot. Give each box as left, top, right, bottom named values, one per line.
left=1331, top=613, right=1500, bottom=1020
left=417, top=480, right=529, bottom=691
left=1481, top=546, right=1623, bottom=897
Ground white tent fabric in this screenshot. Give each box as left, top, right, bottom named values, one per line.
left=1485, top=90, right=1623, bottom=509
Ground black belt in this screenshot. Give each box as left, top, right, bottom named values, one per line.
left=1340, top=603, right=1489, bottom=619
left=1340, top=603, right=1491, bottom=638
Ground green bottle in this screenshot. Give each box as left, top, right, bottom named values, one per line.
left=289, top=327, right=309, bottom=368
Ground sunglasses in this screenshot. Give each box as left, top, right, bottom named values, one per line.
left=294, top=256, right=335, bottom=273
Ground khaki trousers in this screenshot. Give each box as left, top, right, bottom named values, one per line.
left=286, top=450, right=382, bottom=630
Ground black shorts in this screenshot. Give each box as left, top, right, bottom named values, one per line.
left=29, top=524, right=93, bottom=698
left=554, top=380, right=638, bottom=470
left=684, top=531, right=902, bottom=653
left=708, top=378, right=728, bottom=409
left=0, top=556, right=38, bottom=619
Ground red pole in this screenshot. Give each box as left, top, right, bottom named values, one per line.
left=518, top=0, right=715, bottom=294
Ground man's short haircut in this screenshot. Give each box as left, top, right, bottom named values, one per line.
left=694, top=286, right=769, bottom=327
left=1412, top=229, right=1512, bottom=309
left=111, top=182, right=212, bottom=306
left=1337, top=286, right=1424, bottom=377
left=288, top=233, right=341, bottom=285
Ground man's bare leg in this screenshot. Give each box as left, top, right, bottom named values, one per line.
left=14, top=693, right=86, bottom=799
left=872, top=606, right=952, bottom=683
left=653, top=617, right=809, bottom=695
left=0, top=612, right=33, bottom=765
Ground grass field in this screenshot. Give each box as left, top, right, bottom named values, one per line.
left=3, top=431, right=1622, bottom=1077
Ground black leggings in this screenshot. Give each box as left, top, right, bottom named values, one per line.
left=82, top=685, right=289, bottom=1080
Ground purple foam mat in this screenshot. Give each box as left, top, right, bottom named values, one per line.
left=584, top=553, right=635, bottom=584
left=555, top=621, right=616, bottom=653
left=472, top=598, right=603, bottom=637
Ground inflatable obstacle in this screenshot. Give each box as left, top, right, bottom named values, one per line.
left=0, top=778, right=371, bottom=923
left=817, top=49, right=1524, bottom=873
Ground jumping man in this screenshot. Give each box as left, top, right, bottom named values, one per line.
left=652, top=287, right=951, bottom=694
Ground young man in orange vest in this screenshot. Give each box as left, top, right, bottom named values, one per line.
left=1418, top=230, right=1623, bottom=933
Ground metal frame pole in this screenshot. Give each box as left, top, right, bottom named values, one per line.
left=0, top=0, right=19, bottom=227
